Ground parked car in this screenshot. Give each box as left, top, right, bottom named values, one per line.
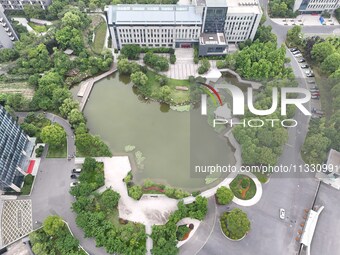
left=70, top=174, right=77, bottom=179
left=70, top=181, right=80, bottom=187
left=305, top=70, right=313, bottom=74
left=311, top=114, right=322, bottom=119
left=307, top=79, right=315, bottom=84
left=279, top=208, right=285, bottom=220
left=290, top=48, right=298, bottom=52
left=307, top=73, right=315, bottom=77
left=301, top=64, right=309, bottom=69
left=310, top=86, right=319, bottom=90
left=298, top=58, right=306, bottom=63
left=293, top=50, right=301, bottom=55
left=294, top=53, right=302, bottom=58
left=311, top=92, right=320, bottom=97
left=72, top=168, right=82, bottom=173
left=312, top=108, right=324, bottom=115
left=310, top=88, right=319, bottom=93
left=311, top=95, right=319, bottom=99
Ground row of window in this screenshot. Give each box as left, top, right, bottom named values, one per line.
left=227, top=15, right=254, bottom=21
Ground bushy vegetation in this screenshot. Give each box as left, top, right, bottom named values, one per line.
left=197, top=59, right=211, bottom=74
left=71, top=158, right=147, bottom=255
left=143, top=52, right=169, bottom=71
left=151, top=197, right=208, bottom=255
left=21, top=174, right=34, bottom=195
left=268, top=0, right=298, bottom=18
left=20, top=113, right=51, bottom=142
left=125, top=173, right=190, bottom=200
left=215, top=186, right=234, bottom=205
left=220, top=208, right=250, bottom=240
left=29, top=216, right=86, bottom=255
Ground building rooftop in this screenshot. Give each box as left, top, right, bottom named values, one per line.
left=108, top=5, right=202, bottom=25
left=200, top=33, right=226, bottom=45
left=327, top=149, right=340, bottom=167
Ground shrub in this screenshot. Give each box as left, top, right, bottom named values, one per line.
left=170, top=54, right=176, bottom=64
left=197, top=59, right=210, bottom=74
left=35, top=145, right=44, bottom=157
left=220, top=208, right=250, bottom=240
left=128, top=185, right=143, bottom=200
left=216, top=186, right=234, bottom=205
left=143, top=52, right=169, bottom=71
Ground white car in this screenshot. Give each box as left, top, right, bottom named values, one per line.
left=279, top=208, right=285, bottom=220
left=72, top=168, right=82, bottom=173
left=70, top=181, right=80, bottom=187
left=292, top=50, right=301, bottom=55
left=294, top=53, right=302, bottom=58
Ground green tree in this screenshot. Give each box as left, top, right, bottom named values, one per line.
left=68, top=109, right=85, bottom=128
left=128, top=185, right=143, bottom=200
left=120, top=44, right=141, bottom=60
left=52, top=87, right=71, bottom=110
left=311, top=41, right=335, bottom=63
left=43, top=215, right=65, bottom=236
left=255, top=25, right=277, bottom=43
left=286, top=25, right=302, bottom=47
left=75, top=133, right=112, bottom=157
left=224, top=208, right=250, bottom=239
left=117, top=58, right=130, bottom=74
left=130, top=71, right=148, bottom=87
left=216, top=186, right=234, bottom=205
left=41, top=124, right=66, bottom=148
left=100, top=189, right=120, bottom=211
left=159, top=85, right=172, bottom=102
left=59, top=98, right=79, bottom=118
left=56, top=26, right=84, bottom=54
left=321, top=53, right=340, bottom=74
left=302, top=133, right=331, bottom=164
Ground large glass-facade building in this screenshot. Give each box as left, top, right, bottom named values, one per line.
left=0, top=105, right=33, bottom=192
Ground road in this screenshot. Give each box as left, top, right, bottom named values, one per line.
left=16, top=112, right=109, bottom=255
left=193, top=5, right=333, bottom=255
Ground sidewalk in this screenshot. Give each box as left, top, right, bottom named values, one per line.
left=271, top=14, right=339, bottom=26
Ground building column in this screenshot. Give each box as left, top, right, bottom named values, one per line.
left=17, top=166, right=27, bottom=176
left=9, top=183, right=20, bottom=192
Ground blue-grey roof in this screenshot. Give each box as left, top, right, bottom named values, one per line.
left=108, top=5, right=202, bottom=25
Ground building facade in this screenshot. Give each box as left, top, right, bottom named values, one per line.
left=0, top=105, right=34, bottom=192
left=294, top=0, right=340, bottom=13
left=0, top=0, right=52, bottom=10
left=0, top=5, right=18, bottom=49
left=106, top=0, right=262, bottom=56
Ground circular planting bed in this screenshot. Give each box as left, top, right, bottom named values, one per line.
left=176, top=224, right=194, bottom=241
left=220, top=208, right=250, bottom=240
left=230, top=174, right=256, bottom=200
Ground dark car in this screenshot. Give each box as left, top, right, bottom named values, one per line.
left=307, top=73, right=315, bottom=77
left=70, top=174, right=77, bottom=179
left=298, top=58, right=306, bottom=63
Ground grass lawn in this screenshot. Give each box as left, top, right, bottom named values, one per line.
left=146, top=70, right=192, bottom=104
left=230, top=174, right=257, bottom=200
left=92, top=21, right=107, bottom=54
left=28, top=22, right=48, bottom=33
left=46, top=140, right=67, bottom=158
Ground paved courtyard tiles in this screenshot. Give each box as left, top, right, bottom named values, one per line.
left=1, top=199, right=32, bottom=246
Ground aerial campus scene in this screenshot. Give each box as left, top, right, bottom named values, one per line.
left=0, top=0, right=340, bottom=254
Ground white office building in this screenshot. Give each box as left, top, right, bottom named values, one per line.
left=0, top=0, right=52, bottom=10
left=106, top=0, right=262, bottom=56
left=294, top=0, right=340, bottom=13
